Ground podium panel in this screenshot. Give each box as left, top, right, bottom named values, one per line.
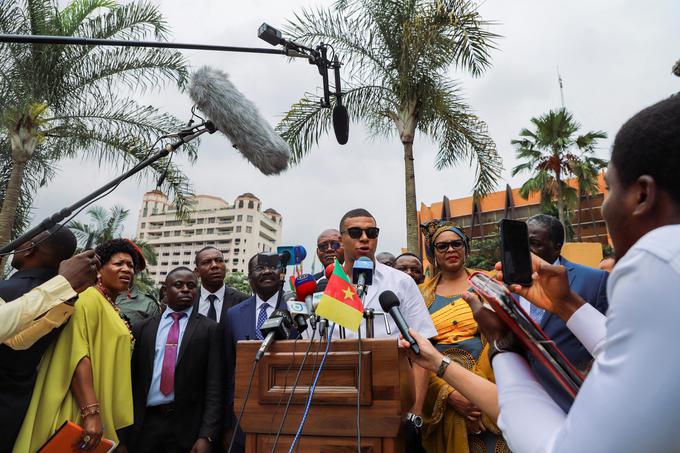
left=234, top=338, right=413, bottom=453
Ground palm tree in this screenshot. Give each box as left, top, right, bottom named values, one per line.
left=0, top=0, right=195, bottom=249
left=511, top=108, right=607, bottom=229
left=69, top=204, right=129, bottom=247
left=276, top=0, right=502, bottom=252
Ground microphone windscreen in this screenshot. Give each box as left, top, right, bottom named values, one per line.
left=189, top=66, right=290, bottom=175
left=378, top=290, right=400, bottom=312
left=294, top=274, right=317, bottom=300
left=325, top=263, right=335, bottom=280
left=332, top=103, right=349, bottom=145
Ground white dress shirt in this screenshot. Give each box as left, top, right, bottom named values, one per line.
left=198, top=285, right=224, bottom=322
left=332, top=261, right=437, bottom=339
left=493, top=224, right=680, bottom=453
left=255, top=293, right=277, bottom=332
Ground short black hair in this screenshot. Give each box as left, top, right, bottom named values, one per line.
left=339, top=208, right=375, bottom=231
left=95, top=239, right=142, bottom=269
left=612, top=94, right=680, bottom=203
left=42, top=225, right=77, bottom=264
left=194, top=246, right=222, bottom=265
left=527, top=214, right=564, bottom=246
left=395, top=252, right=422, bottom=264
left=165, top=266, right=196, bottom=283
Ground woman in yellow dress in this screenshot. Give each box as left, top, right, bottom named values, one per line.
left=14, top=239, right=141, bottom=452
left=418, top=220, right=508, bottom=453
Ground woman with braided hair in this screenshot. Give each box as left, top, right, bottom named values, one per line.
left=418, top=220, right=508, bottom=453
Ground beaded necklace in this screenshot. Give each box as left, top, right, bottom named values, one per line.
left=96, top=283, right=135, bottom=350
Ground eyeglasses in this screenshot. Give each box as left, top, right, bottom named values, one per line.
left=342, top=227, right=380, bottom=240
left=317, top=241, right=341, bottom=251
left=434, top=240, right=465, bottom=252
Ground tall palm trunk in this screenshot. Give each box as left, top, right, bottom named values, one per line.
left=0, top=160, right=27, bottom=247
left=555, top=169, right=566, bottom=228
left=400, top=107, right=419, bottom=253
left=403, top=140, right=418, bottom=252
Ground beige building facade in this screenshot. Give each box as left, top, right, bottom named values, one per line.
left=136, top=191, right=282, bottom=284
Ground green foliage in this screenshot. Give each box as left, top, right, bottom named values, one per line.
left=0, top=0, right=195, bottom=241
left=278, top=0, right=503, bottom=250
left=512, top=107, right=607, bottom=237
left=225, top=271, right=252, bottom=295
left=466, top=233, right=500, bottom=271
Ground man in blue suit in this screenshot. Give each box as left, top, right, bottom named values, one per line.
left=523, top=214, right=609, bottom=412
left=222, top=253, right=293, bottom=452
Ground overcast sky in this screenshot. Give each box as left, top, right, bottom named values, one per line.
left=29, top=0, right=680, bottom=269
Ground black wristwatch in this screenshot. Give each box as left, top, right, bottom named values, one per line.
left=405, top=412, right=423, bottom=428
left=488, top=332, right=523, bottom=363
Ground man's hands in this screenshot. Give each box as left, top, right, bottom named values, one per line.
left=59, top=250, right=100, bottom=293
left=495, top=253, right=585, bottom=321
left=190, top=438, right=211, bottom=453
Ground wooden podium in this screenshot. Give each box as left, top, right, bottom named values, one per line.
left=234, top=338, right=413, bottom=453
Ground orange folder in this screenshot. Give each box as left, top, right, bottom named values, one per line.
left=38, top=421, right=116, bottom=453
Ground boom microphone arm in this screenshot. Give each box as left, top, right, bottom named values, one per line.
left=0, top=122, right=214, bottom=255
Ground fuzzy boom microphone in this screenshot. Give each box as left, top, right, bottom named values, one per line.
left=189, top=66, right=290, bottom=175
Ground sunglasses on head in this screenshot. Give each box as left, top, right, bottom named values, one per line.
left=343, top=227, right=380, bottom=240
left=434, top=240, right=465, bottom=252
left=317, top=241, right=341, bottom=251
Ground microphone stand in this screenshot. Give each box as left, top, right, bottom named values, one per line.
left=0, top=122, right=215, bottom=254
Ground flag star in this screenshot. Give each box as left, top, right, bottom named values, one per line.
left=342, top=287, right=354, bottom=300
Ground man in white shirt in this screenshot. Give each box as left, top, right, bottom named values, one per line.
left=467, top=94, right=680, bottom=452
left=335, top=208, right=436, bottom=451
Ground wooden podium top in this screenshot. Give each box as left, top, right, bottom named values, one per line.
left=234, top=338, right=414, bottom=439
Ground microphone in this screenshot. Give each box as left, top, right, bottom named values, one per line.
left=189, top=66, right=291, bottom=175
left=378, top=290, right=420, bottom=355
left=286, top=300, right=310, bottom=332
left=352, top=256, right=374, bottom=298
left=277, top=245, right=307, bottom=267
left=255, top=309, right=292, bottom=361
left=325, top=262, right=335, bottom=280
left=332, top=56, right=349, bottom=145
left=295, top=274, right=317, bottom=330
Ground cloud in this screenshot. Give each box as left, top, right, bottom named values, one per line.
left=28, top=0, right=680, bottom=268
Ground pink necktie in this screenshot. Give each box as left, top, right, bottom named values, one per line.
left=160, top=312, right=186, bottom=396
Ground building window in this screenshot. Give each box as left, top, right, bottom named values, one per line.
left=246, top=226, right=252, bottom=233
left=207, top=217, right=215, bottom=223
left=161, top=261, right=168, bottom=266
left=171, top=261, right=179, bottom=265
left=206, top=228, right=214, bottom=234
left=139, top=232, right=145, bottom=239
left=239, top=200, right=244, bottom=208
left=162, top=252, right=169, bottom=256
left=248, top=201, right=254, bottom=209
left=197, top=218, right=204, bottom=224
left=232, top=258, right=239, bottom=265
left=237, top=215, right=243, bottom=222
left=236, top=226, right=242, bottom=233
left=195, top=229, right=203, bottom=235
left=246, top=215, right=253, bottom=223
left=163, top=232, right=170, bottom=237
left=235, top=238, right=241, bottom=244
left=184, top=251, right=191, bottom=255
left=142, top=207, right=148, bottom=217
left=141, top=222, right=146, bottom=228
left=174, top=231, right=181, bottom=236
left=183, top=261, right=190, bottom=265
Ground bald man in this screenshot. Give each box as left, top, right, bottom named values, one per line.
left=313, top=229, right=344, bottom=281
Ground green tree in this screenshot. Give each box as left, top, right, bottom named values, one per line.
left=466, top=233, right=500, bottom=271
left=511, top=108, right=607, bottom=233
left=0, top=0, right=195, bottom=250
left=277, top=0, right=502, bottom=252
left=225, top=271, right=252, bottom=295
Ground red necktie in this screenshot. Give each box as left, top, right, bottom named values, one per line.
left=160, top=312, right=186, bottom=396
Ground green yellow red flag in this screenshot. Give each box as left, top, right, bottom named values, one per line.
left=315, top=259, right=364, bottom=331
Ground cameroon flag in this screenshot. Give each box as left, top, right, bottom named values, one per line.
left=315, top=259, right=364, bottom=332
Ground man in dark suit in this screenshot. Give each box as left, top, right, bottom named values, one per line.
left=127, top=267, right=223, bottom=453
left=0, top=225, right=77, bottom=453
left=223, top=253, right=295, bottom=452
left=194, top=246, right=249, bottom=322
left=524, top=214, right=609, bottom=412
left=312, top=229, right=344, bottom=282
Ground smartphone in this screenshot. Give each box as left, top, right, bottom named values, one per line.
left=498, top=219, right=533, bottom=286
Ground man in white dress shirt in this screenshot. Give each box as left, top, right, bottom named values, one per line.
left=467, top=94, right=680, bottom=452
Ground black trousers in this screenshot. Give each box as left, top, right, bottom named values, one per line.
left=133, top=405, right=188, bottom=453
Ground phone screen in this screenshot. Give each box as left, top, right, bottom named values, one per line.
left=499, top=219, right=533, bottom=286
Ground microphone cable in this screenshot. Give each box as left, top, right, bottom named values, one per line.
left=227, top=358, right=258, bottom=453
left=288, top=323, right=335, bottom=453
left=270, top=328, right=317, bottom=453
left=266, top=336, right=300, bottom=446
